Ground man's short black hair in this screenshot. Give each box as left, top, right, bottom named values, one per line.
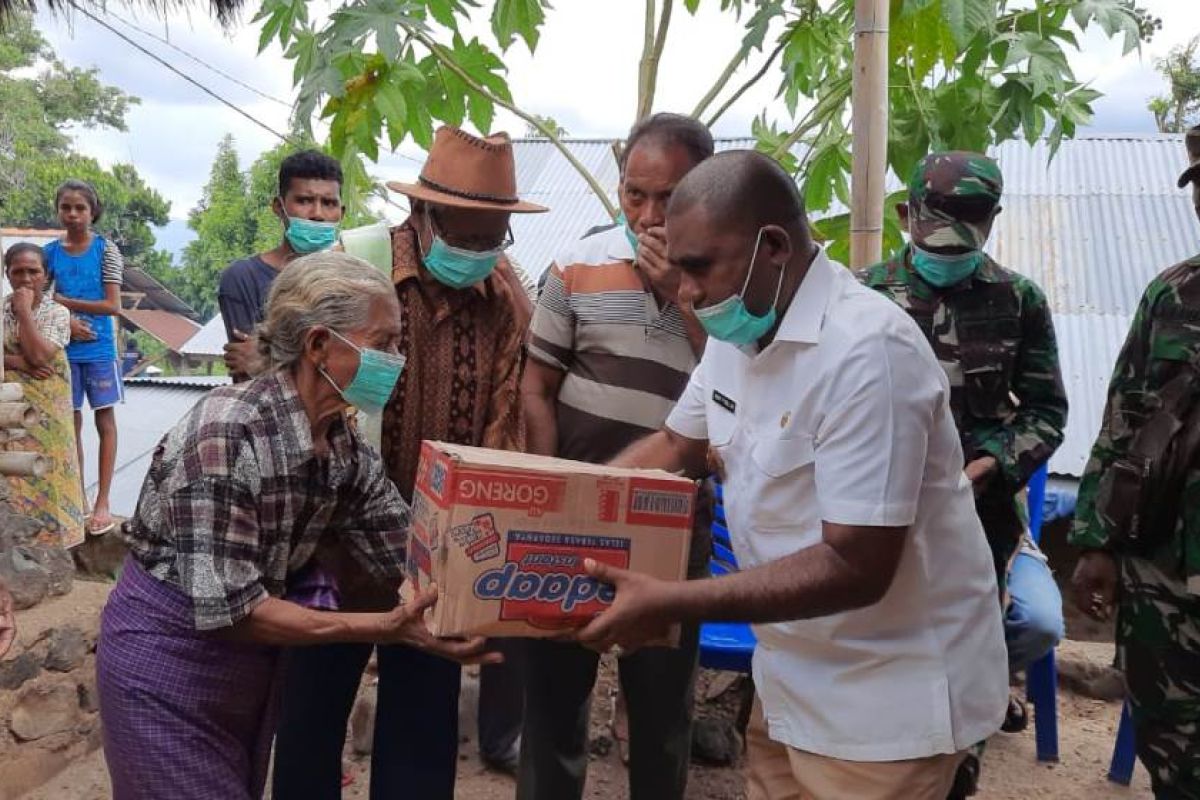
left=620, top=113, right=714, bottom=173
left=278, top=149, right=344, bottom=198
left=669, top=150, right=806, bottom=233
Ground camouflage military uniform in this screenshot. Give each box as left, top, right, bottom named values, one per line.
left=1071, top=256, right=1200, bottom=798
left=859, top=153, right=1068, bottom=596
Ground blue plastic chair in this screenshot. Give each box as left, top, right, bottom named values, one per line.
left=699, top=483, right=756, bottom=673
left=1025, top=465, right=1060, bottom=762
left=1108, top=700, right=1137, bottom=785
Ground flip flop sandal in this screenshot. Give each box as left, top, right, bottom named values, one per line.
left=1001, top=695, right=1028, bottom=733
left=88, top=518, right=116, bottom=536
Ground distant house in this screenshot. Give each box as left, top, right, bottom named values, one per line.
left=507, top=134, right=1197, bottom=480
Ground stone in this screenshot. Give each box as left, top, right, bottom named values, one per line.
left=690, top=716, right=742, bottom=766
left=0, top=547, right=50, bottom=610
left=27, top=545, right=74, bottom=598
left=77, top=673, right=100, bottom=713
left=0, top=650, right=43, bottom=690
left=350, top=691, right=376, bottom=755
left=10, top=683, right=79, bottom=742
left=44, top=627, right=87, bottom=672
left=1058, top=655, right=1126, bottom=702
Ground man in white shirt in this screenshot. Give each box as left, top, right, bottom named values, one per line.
left=575, top=150, right=1008, bottom=800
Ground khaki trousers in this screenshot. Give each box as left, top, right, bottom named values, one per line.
left=744, top=699, right=965, bottom=800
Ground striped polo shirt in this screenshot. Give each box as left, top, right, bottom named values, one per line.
left=528, top=223, right=698, bottom=463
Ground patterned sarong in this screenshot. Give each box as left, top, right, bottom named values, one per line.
left=97, top=557, right=281, bottom=800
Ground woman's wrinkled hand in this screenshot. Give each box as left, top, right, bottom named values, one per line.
left=377, top=584, right=503, bottom=666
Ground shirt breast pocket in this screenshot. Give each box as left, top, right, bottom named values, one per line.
left=748, top=434, right=816, bottom=530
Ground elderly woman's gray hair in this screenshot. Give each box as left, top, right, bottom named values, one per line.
left=256, top=251, right=394, bottom=370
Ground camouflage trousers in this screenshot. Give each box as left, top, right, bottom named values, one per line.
left=1118, top=556, right=1200, bottom=799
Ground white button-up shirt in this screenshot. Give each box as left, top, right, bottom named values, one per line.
left=667, top=250, right=1007, bottom=762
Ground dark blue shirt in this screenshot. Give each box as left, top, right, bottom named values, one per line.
left=217, top=255, right=277, bottom=341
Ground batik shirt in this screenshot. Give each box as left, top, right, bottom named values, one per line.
left=123, top=370, right=410, bottom=631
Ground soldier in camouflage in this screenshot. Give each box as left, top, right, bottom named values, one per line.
left=859, top=152, right=1069, bottom=797
left=1071, top=126, right=1200, bottom=799
left=859, top=153, right=1068, bottom=592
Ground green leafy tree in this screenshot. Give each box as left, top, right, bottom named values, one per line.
left=259, top=0, right=1157, bottom=264
left=0, top=11, right=170, bottom=270
left=1149, top=35, right=1200, bottom=134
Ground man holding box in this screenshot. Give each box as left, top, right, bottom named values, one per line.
left=577, top=150, right=1008, bottom=800
left=518, top=112, right=713, bottom=800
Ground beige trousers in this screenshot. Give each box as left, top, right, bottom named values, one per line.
left=744, top=699, right=965, bottom=800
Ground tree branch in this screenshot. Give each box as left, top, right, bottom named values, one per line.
left=770, top=75, right=851, bottom=164
left=705, top=37, right=788, bottom=127
left=692, top=43, right=751, bottom=121
left=412, top=30, right=617, bottom=219
left=636, top=0, right=673, bottom=121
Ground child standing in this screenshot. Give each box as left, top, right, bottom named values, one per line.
left=44, top=179, right=123, bottom=535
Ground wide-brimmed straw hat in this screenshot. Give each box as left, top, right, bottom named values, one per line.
left=387, top=126, right=547, bottom=213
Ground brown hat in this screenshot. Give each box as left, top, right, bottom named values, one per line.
left=1176, top=125, right=1200, bottom=188
left=387, top=127, right=547, bottom=213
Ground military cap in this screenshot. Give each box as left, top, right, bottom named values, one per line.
left=907, top=151, right=1003, bottom=250
left=1176, top=124, right=1200, bottom=188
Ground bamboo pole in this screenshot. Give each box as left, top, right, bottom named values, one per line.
left=0, top=451, right=46, bottom=478
left=849, top=0, right=890, bottom=269
left=0, top=402, right=37, bottom=429
left=0, top=383, right=23, bottom=403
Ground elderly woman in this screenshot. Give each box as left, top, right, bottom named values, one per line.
left=3, top=243, right=85, bottom=546
left=96, top=253, right=494, bottom=800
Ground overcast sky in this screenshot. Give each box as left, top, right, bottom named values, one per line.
left=32, top=0, right=1200, bottom=223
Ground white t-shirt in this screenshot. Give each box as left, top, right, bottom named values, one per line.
left=666, top=250, right=1007, bottom=762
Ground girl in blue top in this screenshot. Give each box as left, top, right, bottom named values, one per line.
left=44, top=179, right=124, bottom=535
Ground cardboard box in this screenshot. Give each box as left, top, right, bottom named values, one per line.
left=404, top=441, right=697, bottom=639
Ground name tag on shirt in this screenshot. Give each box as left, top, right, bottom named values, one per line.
left=712, top=390, right=737, bottom=414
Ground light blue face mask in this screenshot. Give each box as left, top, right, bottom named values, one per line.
left=320, top=330, right=406, bottom=415
left=424, top=237, right=502, bottom=289
left=693, top=228, right=785, bottom=347
left=910, top=243, right=983, bottom=288
left=616, top=211, right=639, bottom=254
left=281, top=202, right=339, bottom=254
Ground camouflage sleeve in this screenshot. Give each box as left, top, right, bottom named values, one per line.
left=974, top=279, right=1068, bottom=490
left=1070, top=279, right=1165, bottom=550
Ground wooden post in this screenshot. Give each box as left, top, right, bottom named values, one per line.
left=0, top=402, right=37, bottom=429
left=0, top=451, right=47, bottom=478
left=849, top=0, right=890, bottom=269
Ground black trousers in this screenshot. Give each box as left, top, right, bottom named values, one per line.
left=271, top=640, right=522, bottom=800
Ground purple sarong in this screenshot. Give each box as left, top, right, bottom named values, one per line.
left=97, top=557, right=281, bottom=800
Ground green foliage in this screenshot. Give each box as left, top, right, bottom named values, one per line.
left=256, top=0, right=547, bottom=203
left=263, top=0, right=1157, bottom=261
left=1148, top=35, right=1200, bottom=134
left=0, top=12, right=169, bottom=271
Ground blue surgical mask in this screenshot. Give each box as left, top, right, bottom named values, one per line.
left=693, top=228, right=785, bottom=346
left=617, top=212, right=639, bottom=254
left=320, top=330, right=406, bottom=415
left=424, top=237, right=502, bottom=289
left=282, top=203, right=339, bottom=254
left=910, top=243, right=983, bottom=288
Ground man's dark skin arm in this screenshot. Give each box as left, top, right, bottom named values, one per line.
left=581, top=427, right=907, bottom=651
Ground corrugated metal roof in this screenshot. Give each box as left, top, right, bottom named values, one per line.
left=180, top=313, right=228, bottom=357
left=80, top=378, right=229, bottom=518
left=120, top=308, right=202, bottom=352
left=509, top=133, right=1197, bottom=478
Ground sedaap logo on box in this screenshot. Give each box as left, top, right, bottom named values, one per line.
left=473, top=531, right=630, bottom=628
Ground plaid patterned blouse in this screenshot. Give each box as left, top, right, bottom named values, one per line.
left=122, top=371, right=410, bottom=631
left=3, top=295, right=71, bottom=352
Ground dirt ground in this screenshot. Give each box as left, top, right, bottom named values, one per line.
left=19, top=637, right=1150, bottom=800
